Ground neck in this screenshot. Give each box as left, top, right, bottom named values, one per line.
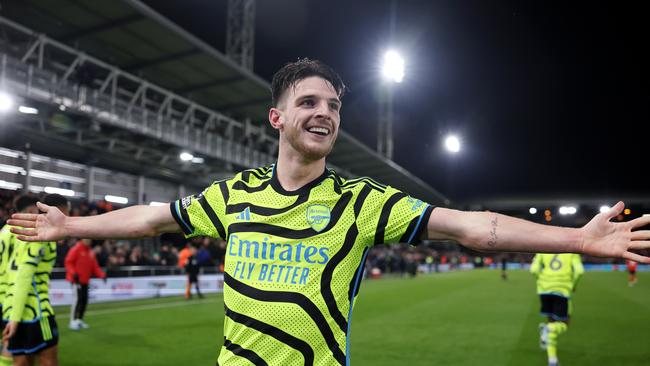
left=275, top=145, right=326, bottom=191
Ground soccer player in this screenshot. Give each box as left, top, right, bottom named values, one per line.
left=0, top=195, right=39, bottom=366
left=2, top=193, right=69, bottom=366
left=530, top=253, right=584, bottom=366
left=64, top=238, right=106, bottom=330
left=7, top=59, right=650, bottom=365
left=626, top=259, right=638, bottom=286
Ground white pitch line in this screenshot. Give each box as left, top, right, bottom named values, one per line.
left=56, top=298, right=219, bottom=319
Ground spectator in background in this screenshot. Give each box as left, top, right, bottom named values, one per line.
left=626, top=259, right=638, bottom=287
left=197, top=240, right=213, bottom=266
left=158, top=244, right=177, bottom=267
left=177, top=243, right=192, bottom=269
left=65, top=238, right=107, bottom=331
left=184, top=246, right=203, bottom=299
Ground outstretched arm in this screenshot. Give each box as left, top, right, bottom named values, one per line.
left=8, top=202, right=181, bottom=241
left=425, top=201, right=650, bottom=263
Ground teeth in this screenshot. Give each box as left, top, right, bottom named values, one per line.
left=308, top=127, right=329, bottom=135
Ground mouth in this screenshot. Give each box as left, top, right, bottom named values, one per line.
left=305, top=126, right=331, bottom=136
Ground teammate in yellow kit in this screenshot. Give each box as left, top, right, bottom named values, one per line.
left=530, top=253, right=584, bottom=366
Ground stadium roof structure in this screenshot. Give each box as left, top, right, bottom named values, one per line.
left=0, top=0, right=449, bottom=206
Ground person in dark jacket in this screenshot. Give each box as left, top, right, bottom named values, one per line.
left=184, top=246, right=203, bottom=299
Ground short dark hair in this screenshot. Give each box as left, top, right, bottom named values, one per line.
left=271, top=58, right=346, bottom=107
left=43, top=193, right=69, bottom=208
left=13, top=195, right=38, bottom=213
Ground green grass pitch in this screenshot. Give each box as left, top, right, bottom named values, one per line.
left=54, top=270, right=649, bottom=365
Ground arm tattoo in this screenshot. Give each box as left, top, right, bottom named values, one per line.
left=487, top=216, right=498, bottom=248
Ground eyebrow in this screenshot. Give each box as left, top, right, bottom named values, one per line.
left=297, top=94, right=341, bottom=107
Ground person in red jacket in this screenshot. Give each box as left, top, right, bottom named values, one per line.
left=64, top=238, right=106, bottom=331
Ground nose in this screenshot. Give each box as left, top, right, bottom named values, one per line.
left=314, top=101, right=331, bottom=120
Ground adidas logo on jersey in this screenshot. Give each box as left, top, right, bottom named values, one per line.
left=235, top=207, right=251, bottom=221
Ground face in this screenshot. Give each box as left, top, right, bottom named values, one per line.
left=270, top=76, right=342, bottom=162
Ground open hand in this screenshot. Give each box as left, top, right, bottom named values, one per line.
left=580, top=201, right=650, bottom=263
left=7, top=202, right=68, bottom=242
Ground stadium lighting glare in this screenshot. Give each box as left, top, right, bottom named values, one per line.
left=149, top=201, right=167, bottom=206
left=529, top=207, right=537, bottom=215
left=559, top=206, right=577, bottom=215
left=444, top=135, right=461, bottom=153
left=18, top=105, right=38, bottom=114
left=599, top=205, right=611, bottom=213
left=191, top=156, right=204, bottom=164
left=179, top=152, right=194, bottom=161
left=44, top=186, right=75, bottom=197
left=0, top=92, right=14, bottom=112
left=0, top=180, right=22, bottom=190
left=381, top=50, right=405, bottom=83
left=105, top=195, right=129, bottom=204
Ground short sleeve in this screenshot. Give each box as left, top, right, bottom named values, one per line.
left=373, top=186, right=434, bottom=245
left=169, top=181, right=229, bottom=240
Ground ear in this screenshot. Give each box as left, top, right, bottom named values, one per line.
left=269, top=107, right=283, bottom=130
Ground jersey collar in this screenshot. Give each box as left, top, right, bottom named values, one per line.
left=270, top=163, right=329, bottom=196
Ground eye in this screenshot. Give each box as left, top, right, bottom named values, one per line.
left=300, top=99, right=315, bottom=107
left=329, top=103, right=340, bottom=111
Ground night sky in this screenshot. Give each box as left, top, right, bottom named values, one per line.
left=145, top=0, right=648, bottom=204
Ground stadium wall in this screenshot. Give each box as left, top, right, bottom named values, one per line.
left=49, top=274, right=224, bottom=306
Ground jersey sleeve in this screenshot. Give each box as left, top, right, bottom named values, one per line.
left=8, top=242, right=44, bottom=322
left=169, top=180, right=229, bottom=240
left=372, top=185, right=434, bottom=245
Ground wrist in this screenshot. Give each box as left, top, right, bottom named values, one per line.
left=574, top=227, right=586, bottom=254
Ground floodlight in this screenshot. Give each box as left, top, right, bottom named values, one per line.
left=179, top=152, right=194, bottom=161
left=381, top=50, right=404, bottom=83
left=105, top=195, right=129, bottom=204
left=18, top=106, right=38, bottom=114
left=444, top=135, right=461, bottom=153
left=0, top=92, right=14, bottom=112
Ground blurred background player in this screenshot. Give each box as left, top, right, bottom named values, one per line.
left=530, top=253, right=584, bottom=366
left=65, top=238, right=106, bottom=330
left=2, top=193, right=69, bottom=366
left=626, top=259, right=638, bottom=287
left=0, top=196, right=39, bottom=366
left=501, top=255, right=508, bottom=280
left=184, top=245, right=203, bottom=299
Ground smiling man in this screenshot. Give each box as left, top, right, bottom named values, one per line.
left=8, top=58, right=650, bottom=366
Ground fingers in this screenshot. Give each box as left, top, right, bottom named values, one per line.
left=10, top=227, right=37, bottom=236
left=631, top=230, right=650, bottom=240
left=36, top=201, right=50, bottom=212
left=606, top=201, right=625, bottom=219
left=628, top=241, right=650, bottom=250
left=9, top=213, right=38, bottom=221
left=6, top=219, right=36, bottom=228
left=629, top=215, right=650, bottom=229
left=623, top=251, right=650, bottom=264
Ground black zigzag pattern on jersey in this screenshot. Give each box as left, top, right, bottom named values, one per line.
left=374, top=192, right=407, bottom=244
left=224, top=305, right=315, bottom=366
left=224, top=273, right=346, bottom=365
left=223, top=337, right=268, bottom=366
left=226, top=192, right=310, bottom=216
left=348, top=246, right=370, bottom=302
left=232, top=179, right=271, bottom=193
left=228, top=192, right=352, bottom=239
left=320, top=185, right=371, bottom=333
left=197, top=193, right=227, bottom=239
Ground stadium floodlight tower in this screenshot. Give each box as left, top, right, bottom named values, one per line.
left=378, top=50, right=405, bottom=160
